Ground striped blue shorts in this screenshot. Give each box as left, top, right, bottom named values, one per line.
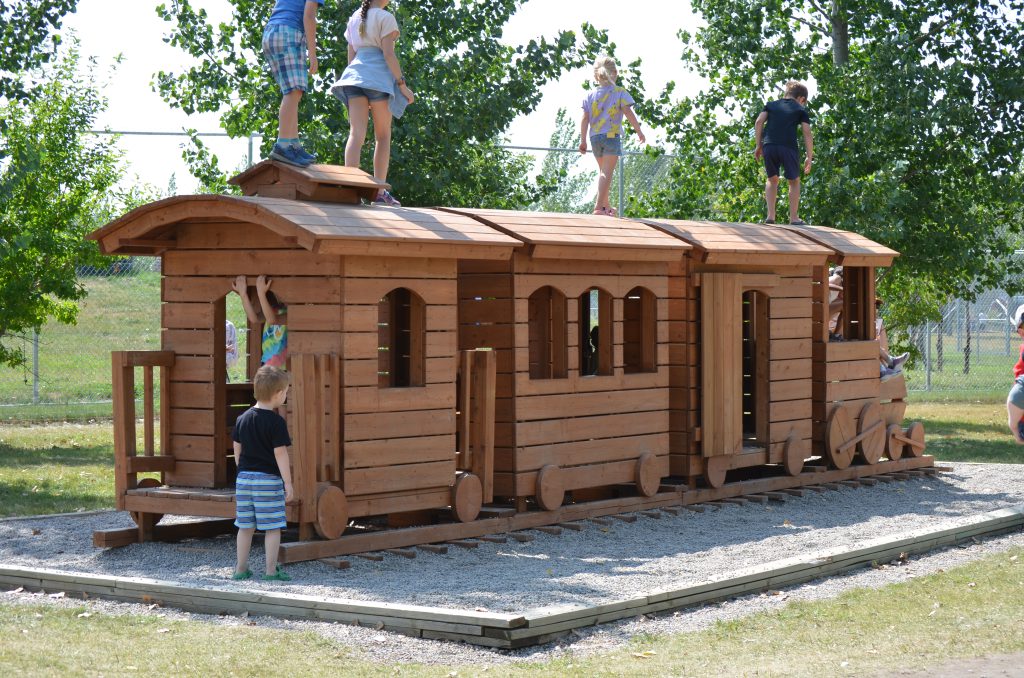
left=263, top=24, right=308, bottom=94
left=235, top=471, right=287, bottom=531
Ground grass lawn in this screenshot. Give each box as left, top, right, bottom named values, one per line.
left=1, top=547, right=1022, bottom=676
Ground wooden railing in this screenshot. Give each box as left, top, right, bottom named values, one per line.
left=457, top=349, right=496, bottom=503
left=111, top=351, right=176, bottom=510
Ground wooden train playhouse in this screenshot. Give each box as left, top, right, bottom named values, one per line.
left=87, top=161, right=931, bottom=560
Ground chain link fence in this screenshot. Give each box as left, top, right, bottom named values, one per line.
left=0, top=140, right=1013, bottom=421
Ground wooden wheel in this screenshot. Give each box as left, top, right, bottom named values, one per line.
left=857, top=402, right=885, bottom=465
left=885, top=424, right=905, bottom=461
left=635, top=452, right=661, bottom=497
left=313, top=483, right=349, bottom=540
left=904, top=421, right=926, bottom=458
left=783, top=433, right=804, bottom=477
left=704, top=455, right=728, bottom=489
left=451, top=472, right=483, bottom=523
left=535, top=464, right=565, bottom=511
left=130, top=477, right=164, bottom=527
left=824, top=405, right=855, bottom=470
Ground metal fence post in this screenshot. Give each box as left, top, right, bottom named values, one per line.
left=618, top=153, right=626, bottom=217
left=32, top=329, right=40, bottom=405
left=925, top=320, right=932, bottom=391
left=248, top=133, right=254, bottom=167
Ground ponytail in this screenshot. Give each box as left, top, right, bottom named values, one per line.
left=593, top=55, right=618, bottom=87
left=358, top=0, right=372, bottom=38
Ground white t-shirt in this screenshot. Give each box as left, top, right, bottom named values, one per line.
left=345, top=8, right=399, bottom=50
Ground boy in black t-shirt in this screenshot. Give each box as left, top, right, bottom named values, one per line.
left=754, top=81, right=814, bottom=225
left=231, top=366, right=296, bottom=581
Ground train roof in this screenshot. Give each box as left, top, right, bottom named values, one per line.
left=638, top=219, right=833, bottom=265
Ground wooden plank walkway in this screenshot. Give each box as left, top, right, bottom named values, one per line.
left=6, top=501, right=1022, bottom=649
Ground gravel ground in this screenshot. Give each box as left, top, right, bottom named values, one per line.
left=1, top=461, right=1023, bottom=667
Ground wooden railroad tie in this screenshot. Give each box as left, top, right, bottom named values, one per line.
left=804, top=485, right=827, bottom=493
left=890, top=472, right=912, bottom=480
left=558, top=522, right=585, bottom=531
left=907, top=470, right=927, bottom=477
left=781, top=489, right=807, bottom=498
left=588, top=517, right=613, bottom=526
left=417, top=544, right=448, bottom=554
left=385, top=548, right=416, bottom=559
left=509, top=532, right=535, bottom=543
left=477, top=535, right=508, bottom=544
left=640, top=510, right=663, bottom=519
left=838, top=480, right=861, bottom=488
left=874, top=475, right=896, bottom=484
left=745, top=495, right=769, bottom=505
left=533, top=526, right=563, bottom=535
left=612, top=514, right=639, bottom=523
left=447, top=540, right=480, bottom=549
left=762, top=492, right=789, bottom=502
left=822, top=482, right=843, bottom=490
left=859, top=477, right=880, bottom=486
left=318, top=557, right=351, bottom=570
left=720, top=498, right=749, bottom=506
left=355, top=553, right=384, bottom=562
left=660, top=507, right=681, bottom=516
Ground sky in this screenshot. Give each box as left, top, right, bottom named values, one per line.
left=62, top=1, right=703, bottom=194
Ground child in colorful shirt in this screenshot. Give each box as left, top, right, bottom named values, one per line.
left=232, top=275, right=288, bottom=369
left=578, top=56, right=645, bottom=217
left=1006, top=305, right=1024, bottom=443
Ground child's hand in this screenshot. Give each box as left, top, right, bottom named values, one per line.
left=231, top=275, right=247, bottom=296
left=636, top=130, right=646, bottom=145
left=284, top=486, right=297, bottom=504
left=256, top=275, right=272, bottom=295
left=578, top=141, right=587, bottom=155
left=309, top=54, right=318, bottom=76
left=399, top=83, right=415, bottom=104
left=804, top=156, right=813, bottom=174
left=755, top=145, right=763, bottom=161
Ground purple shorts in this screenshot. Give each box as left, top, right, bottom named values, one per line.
left=763, top=144, right=800, bottom=180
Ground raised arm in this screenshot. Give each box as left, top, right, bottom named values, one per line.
left=303, top=1, right=318, bottom=75
left=381, top=33, right=415, bottom=104
left=231, top=275, right=260, bottom=324
left=754, top=111, right=768, bottom=160
left=255, top=275, right=280, bottom=326
left=622, top=105, right=646, bottom=144
left=579, top=110, right=590, bottom=154
left=801, top=122, right=813, bottom=173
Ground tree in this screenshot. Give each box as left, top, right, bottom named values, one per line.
left=0, top=0, right=79, bottom=103
left=631, top=0, right=1024, bottom=335
left=154, top=0, right=609, bottom=207
left=531, top=108, right=596, bottom=214
left=0, top=46, right=125, bottom=369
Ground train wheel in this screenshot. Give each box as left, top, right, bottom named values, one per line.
left=825, top=405, right=855, bottom=469
left=704, top=455, right=728, bottom=489
left=885, top=424, right=905, bottom=461
left=635, top=452, right=661, bottom=497
left=451, top=472, right=483, bottom=523
left=857, top=402, right=885, bottom=465
left=130, top=477, right=164, bottom=527
left=783, top=433, right=804, bottom=477
left=313, top=483, right=349, bottom=540
left=904, top=421, right=926, bottom=458
left=536, top=465, right=565, bottom=511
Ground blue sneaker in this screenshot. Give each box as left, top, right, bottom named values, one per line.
left=270, top=143, right=312, bottom=168
left=291, top=144, right=317, bottom=165
left=1017, top=418, right=1024, bottom=441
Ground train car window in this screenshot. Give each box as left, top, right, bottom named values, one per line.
left=528, top=286, right=567, bottom=379
left=579, top=287, right=612, bottom=376
left=378, top=287, right=425, bottom=387
left=832, top=265, right=875, bottom=341
left=623, top=286, right=657, bottom=374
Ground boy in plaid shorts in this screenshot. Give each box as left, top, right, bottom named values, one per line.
left=232, top=365, right=296, bottom=581
left=263, top=0, right=323, bottom=167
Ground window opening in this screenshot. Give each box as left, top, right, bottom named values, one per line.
left=378, top=288, right=425, bottom=387
left=623, top=286, right=657, bottom=373
left=579, top=287, right=612, bottom=376
left=528, top=286, right=567, bottom=379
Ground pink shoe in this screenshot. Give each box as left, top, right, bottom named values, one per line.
left=374, top=190, right=401, bottom=207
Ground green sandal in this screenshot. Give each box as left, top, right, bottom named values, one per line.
left=262, top=565, right=292, bottom=582
left=231, top=569, right=253, bottom=581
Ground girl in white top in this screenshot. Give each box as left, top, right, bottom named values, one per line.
left=330, top=0, right=415, bottom=206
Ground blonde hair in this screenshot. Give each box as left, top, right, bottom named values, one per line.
left=593, top=56, right=618, bottom=87
left=253, top=365, right=290, bottom=402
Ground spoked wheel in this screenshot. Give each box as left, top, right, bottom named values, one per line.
left=856, top=402, right=886, bottom=465
left=824, top=406, right=855, bottom=470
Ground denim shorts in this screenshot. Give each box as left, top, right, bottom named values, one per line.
left=341, top=85, right=389, bottom=103
left=1009, top=376, right=1024, bottom=409
left=590, top=134, right=622, bottom=158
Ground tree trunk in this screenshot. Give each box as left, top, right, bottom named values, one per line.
left=831, top=1, right=849, bottom=67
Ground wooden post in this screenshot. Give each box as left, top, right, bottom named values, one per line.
left=458, top=351, right=472, bottom=470
left=111, top=352, right=136, bottom=511
left=290, top=353, right=319, bottom=528
left=470, top=350, right=496, bottom=503
left=143, top=367, right=154, bottom=457
left=213, top=299, right=228, bottom=487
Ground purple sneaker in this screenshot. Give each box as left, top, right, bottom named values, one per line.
left=373, top=190, right=401, bottom=207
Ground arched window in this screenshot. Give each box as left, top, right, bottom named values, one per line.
left=378, top=287, right=425, bottom=387
left=623, top=286, right=657, bottom=374
left=528, top=286, right=567, bottom=379
left=579, top=287, right=612, bottom=376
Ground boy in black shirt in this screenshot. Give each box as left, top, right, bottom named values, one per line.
left=231, top=365, right=295, bottom=581
left=754, top=81, right=814, bottom=225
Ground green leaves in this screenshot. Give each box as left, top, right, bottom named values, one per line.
left=634, top=0, right=1024, bottom=337
left=155, top=1, right=609, bottom=204
left=0, top=0, right=78, bottom=102
left=0, top=45, right=129, bottom=369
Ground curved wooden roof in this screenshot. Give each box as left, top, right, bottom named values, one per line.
left=778, top=223, right=899, bottom=266
left=88, top=195, right=522, bottom=260
left=638, top=219, right=832, bottom=265
left=441, top=208, right=690, bottom=261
